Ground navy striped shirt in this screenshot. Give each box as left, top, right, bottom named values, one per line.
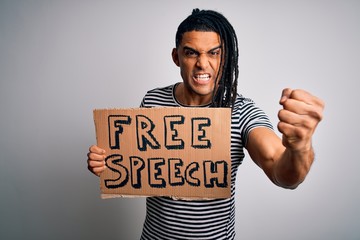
left=140, top=84, right=273, bottom=240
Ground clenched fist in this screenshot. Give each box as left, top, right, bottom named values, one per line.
left=278, top=88, right=324, bottom=152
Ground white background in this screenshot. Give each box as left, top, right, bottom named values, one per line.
left=0, top=0, right=359, bottom=239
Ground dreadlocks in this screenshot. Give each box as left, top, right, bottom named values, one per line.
left=175, top=8, right=239, bottom=108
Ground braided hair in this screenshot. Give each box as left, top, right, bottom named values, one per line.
left=175, top=9, right=239, bottom=108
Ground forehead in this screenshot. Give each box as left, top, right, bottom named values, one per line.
left=179, top=31, right=221, bottom=49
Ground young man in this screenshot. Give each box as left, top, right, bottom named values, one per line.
left=87, top=9, right=324, bottom=239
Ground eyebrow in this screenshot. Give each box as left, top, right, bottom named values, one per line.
left=183, top=45, right=222, bottom=54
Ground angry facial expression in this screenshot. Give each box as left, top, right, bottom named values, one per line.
left=172, top=31, right=222, bottom=106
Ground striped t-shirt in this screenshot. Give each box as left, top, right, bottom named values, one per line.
left=139, top=84, right=273, bottom=240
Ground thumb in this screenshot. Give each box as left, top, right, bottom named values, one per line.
left=279, top=88, right=292, bottom=105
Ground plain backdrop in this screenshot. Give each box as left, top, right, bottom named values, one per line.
left=1, top=0, right=359, bottom=239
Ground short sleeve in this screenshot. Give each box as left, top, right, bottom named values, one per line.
left=233, top=96, right=274, bottom=148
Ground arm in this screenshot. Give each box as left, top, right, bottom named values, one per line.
left=246, top=88, right=324, bottom=189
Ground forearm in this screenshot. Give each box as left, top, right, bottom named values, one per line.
left=272, top=147, right=315, bottom=189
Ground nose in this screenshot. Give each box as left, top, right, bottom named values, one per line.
left=196, top=54, right=209, bottom=69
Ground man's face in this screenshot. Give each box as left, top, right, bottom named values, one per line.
left=172, top=31, right=222, bottom=105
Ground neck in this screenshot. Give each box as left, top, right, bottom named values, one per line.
left=174, top=83, right=212, bottom=106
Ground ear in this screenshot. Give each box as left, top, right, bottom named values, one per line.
left=172, top=48, right=180, bottom=66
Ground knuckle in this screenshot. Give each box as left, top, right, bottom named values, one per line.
left=277, top=121, right=287, bottom=134
left=88, top=152, right=94, bottom=160
left=278, top=109, right=286, bottom=120
left=88, top=159, right=95, bottom=167
left=309, top=108, right=323, bottom=122
left=282, top=99, right=293, bottom=110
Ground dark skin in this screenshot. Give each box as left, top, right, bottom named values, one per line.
left=87, top=31, right=324, bottom=189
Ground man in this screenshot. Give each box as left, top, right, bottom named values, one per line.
left=87, top=9, right=324, bottom=240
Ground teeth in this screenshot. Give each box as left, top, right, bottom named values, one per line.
left=195, top=74, right=210, bottom=80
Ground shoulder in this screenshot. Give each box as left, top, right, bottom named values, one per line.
left=232, top=93, right=258, bottom=112
left=145, top=84, right=175, bottom=96
left=232, top=93, right=273, bottom=129
left=146, top=84, right=174, bottom=94
left=141, top=84, right=177, bottom=107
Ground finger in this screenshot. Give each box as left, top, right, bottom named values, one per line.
left=88, top=165, right=106, bottom=177
left=279, top=88, right=292, bottom=104
left=87, top=158, right=106, bottom=168
left=278, top=109, right=308, bottom=127
left=281, top=98, right=323, bottom=121
left=286, top=89, right=325, bottom=108
left=89, top=145, right=106, bottom=155
left=281, top=98, right=313, bottom=115
left=278, top=120, right=307, bottom=138
left=87, top=152, right=106, bottom=161
left=278, top=107, right=320, bottom=136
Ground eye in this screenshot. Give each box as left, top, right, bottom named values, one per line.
left=184, top=49, right=198, bottom=58
left=209, top=49, right=220, bottom=57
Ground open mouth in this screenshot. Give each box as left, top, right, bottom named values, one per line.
left=193, top=74, right=211, bottom=84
